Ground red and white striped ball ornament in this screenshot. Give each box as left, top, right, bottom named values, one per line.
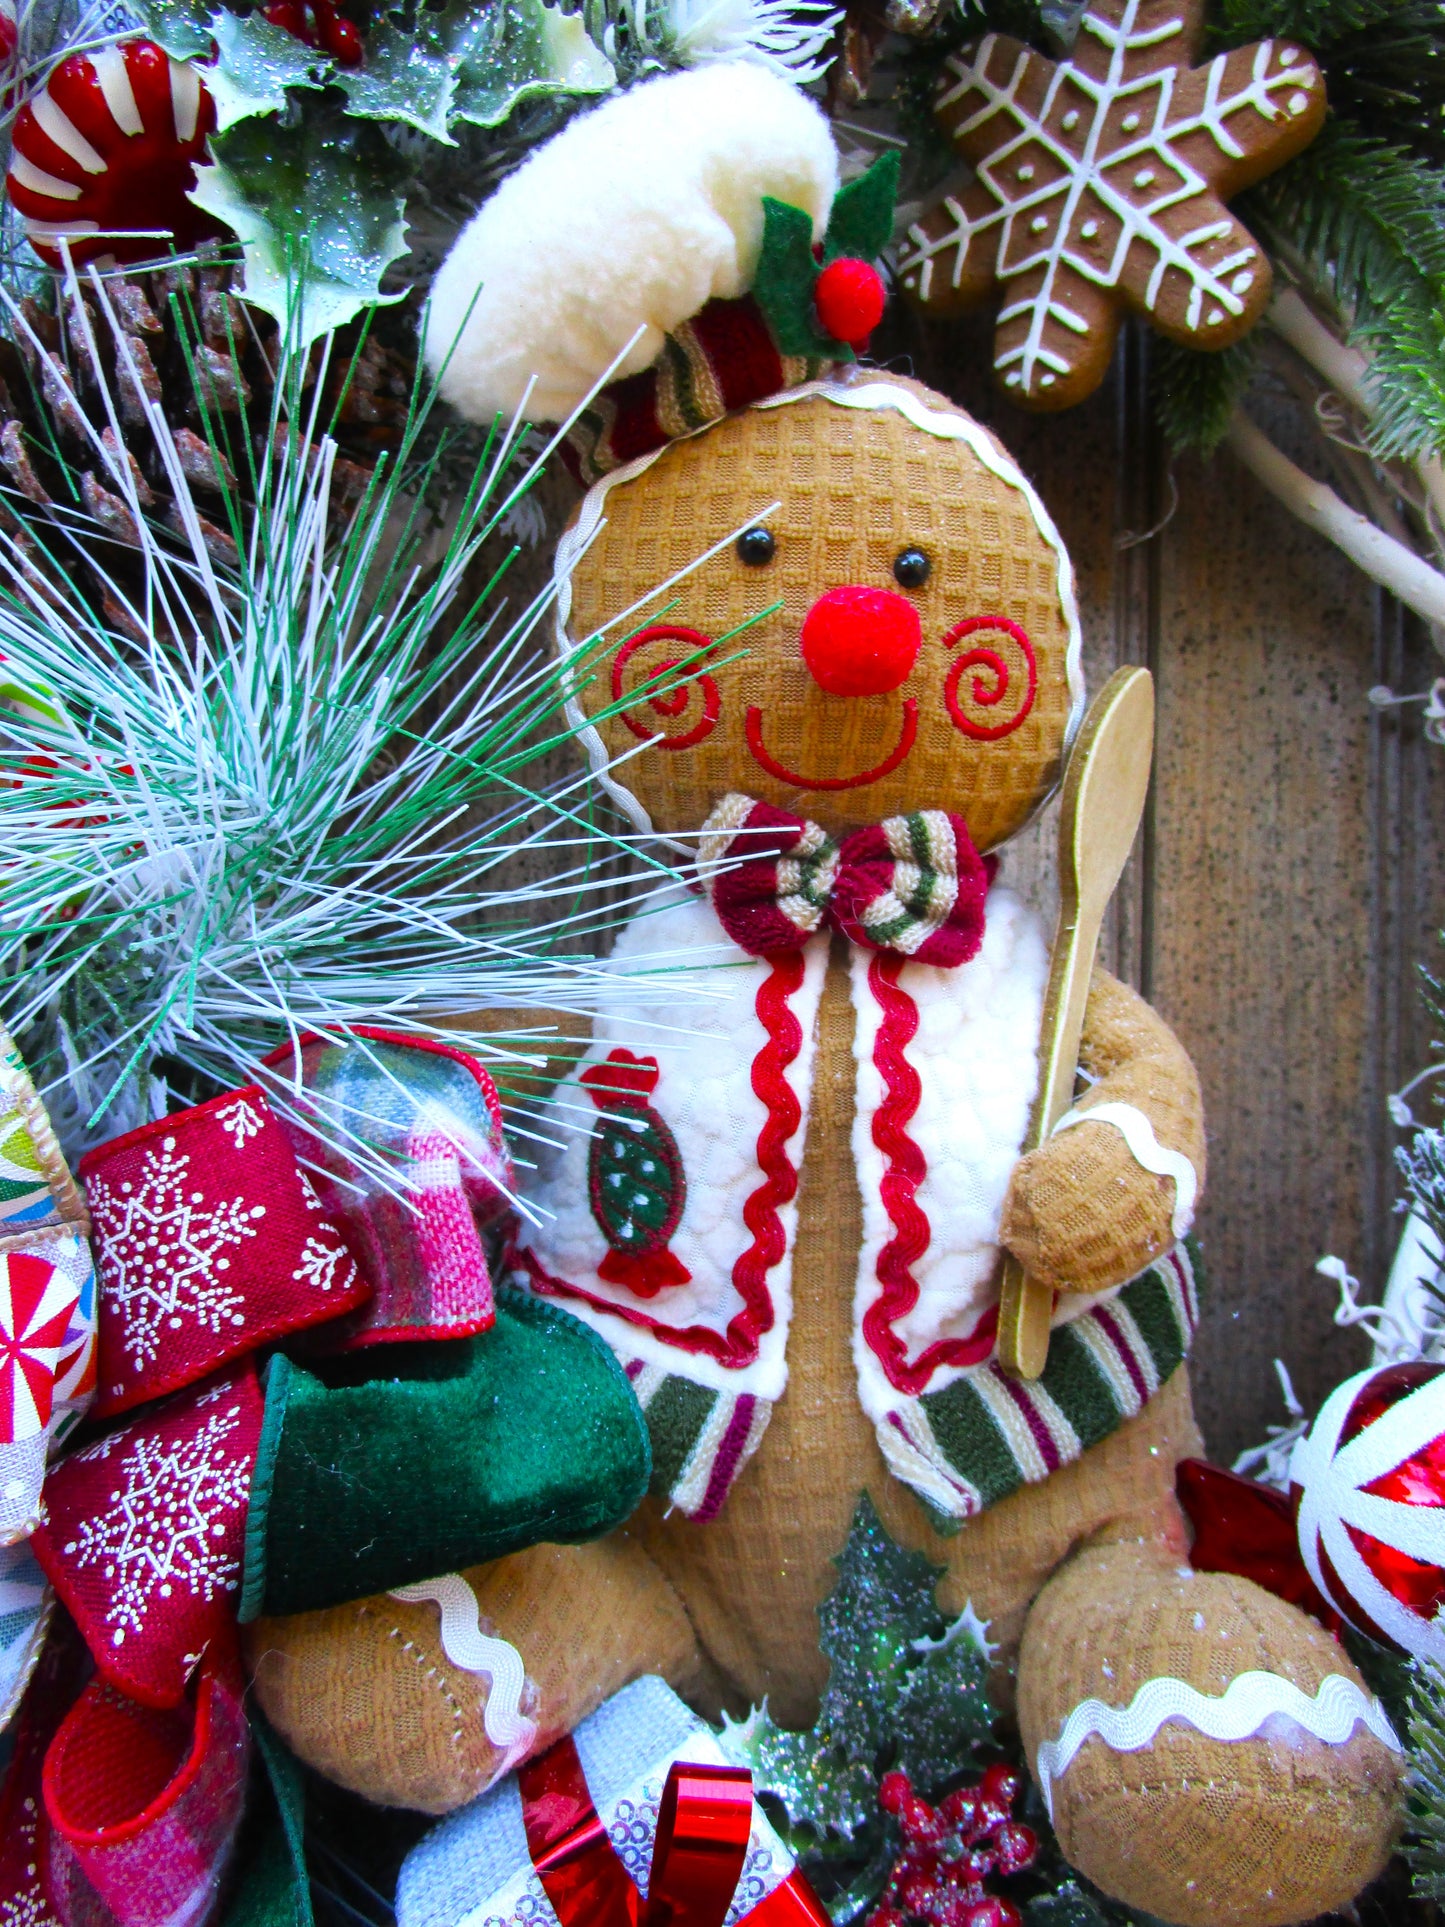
left=7, top=38, right=216, bottom=267
left=1291, top=1360, right=1445, bottom=1660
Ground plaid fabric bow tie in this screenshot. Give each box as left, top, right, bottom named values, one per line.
left=698, top=793, right=995, bottom=967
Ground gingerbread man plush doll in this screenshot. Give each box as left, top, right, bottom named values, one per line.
left=248, top=66, right=1402, bottom=1927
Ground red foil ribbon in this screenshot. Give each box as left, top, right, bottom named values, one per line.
left=518, top=1738, right=830, bottom=1927
left=1176, top=1457, right=1344, bottom=1635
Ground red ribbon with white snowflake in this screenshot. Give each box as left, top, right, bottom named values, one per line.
left=80, top=1086, right=368, bottom=1418
left=30, top=1364, right=263, bottom=1708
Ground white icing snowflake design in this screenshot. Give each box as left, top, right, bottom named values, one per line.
left=62, top=1392, right=252, bottom=1647
left=88, top=1135, right=265, bottom=1376
left=900, top=0, right=1323, bottom=400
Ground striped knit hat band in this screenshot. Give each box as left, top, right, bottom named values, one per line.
left=698, top=793, right=994, bottom=968
left=565, top=296, right=831, bottom=486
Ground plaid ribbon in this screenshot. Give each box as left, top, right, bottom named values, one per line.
left=698, top=793, right=994, bottom=967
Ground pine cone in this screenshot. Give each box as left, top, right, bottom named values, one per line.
left=0, top=260, right=413, bottom=605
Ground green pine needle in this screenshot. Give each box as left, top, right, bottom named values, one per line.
left=1150, top=336, right=1257, bottom=455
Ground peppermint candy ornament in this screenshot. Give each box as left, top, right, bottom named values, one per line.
left=7, top=38, right=216, bottom=267
left=1291, top=1360, right=1445, bottom=1659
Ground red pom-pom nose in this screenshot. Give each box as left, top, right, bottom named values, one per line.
left=815, top=258, right=887, bottom=351
left=801, top=586, right=921, bottom=697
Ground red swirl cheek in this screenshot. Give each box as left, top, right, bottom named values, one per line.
left=611, top=625, right=721, bottom=751
left=943, top=616, right=1038, bottom=742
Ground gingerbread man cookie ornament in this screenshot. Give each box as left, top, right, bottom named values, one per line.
left=899, top=0, right=1326, bottom=407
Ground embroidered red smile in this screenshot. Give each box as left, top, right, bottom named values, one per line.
left=744, top=699, right=919, bottom=791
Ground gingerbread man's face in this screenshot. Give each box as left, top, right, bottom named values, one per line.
left=565, top=381, right=1081, bottom=848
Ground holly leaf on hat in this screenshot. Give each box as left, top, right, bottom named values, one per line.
left=335, top=18, right=457, bottom=143
left=205, top=10, right=334, bottom=132
left=822, top=151, right=901, bottom=265
left=754, top=196, right=842, bottom=359
left=188, top=108, right=408, bottom=349
left=449, top=0, right=614, bottom=130
left=133, top=0, right=215, bottom=61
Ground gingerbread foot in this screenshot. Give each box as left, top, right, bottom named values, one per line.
left=1017, top=1542, right=1403, bottom=1927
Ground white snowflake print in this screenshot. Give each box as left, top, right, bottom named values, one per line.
left=0, top=1793, right=51, bottom=1927
left=298, top=1170, right=328, bottom=1214
left=214, top=1097, right=265, bottom=1150
left=292, top=1234, right=353, bottom=1293
left=88, top=1136, right=266, bottom=1376
left=63, top=1398, right=252, bottom=1647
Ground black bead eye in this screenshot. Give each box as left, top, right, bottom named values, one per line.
left=736, top=526, right=776, bottom=566
left=893, top=547, right=931, bottom=589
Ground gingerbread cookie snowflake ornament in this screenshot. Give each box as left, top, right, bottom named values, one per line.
left=900, top=0, right=1326, bottom=406
left=247, top=66, right=1402, bottom=1927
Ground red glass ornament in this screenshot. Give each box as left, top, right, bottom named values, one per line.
left=800, top=585, right=921, bottom=697
left=263, top=0, right=364, bottom=67
left=7, top=39, right=218, bottom=268
left=815, top=257, right=887, bottom=351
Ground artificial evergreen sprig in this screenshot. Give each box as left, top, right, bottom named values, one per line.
left=0, top=261, right=703, bottom=1169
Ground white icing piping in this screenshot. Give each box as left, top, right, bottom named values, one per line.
left=1050, top=1100, right=1197, bottom=1238
left=391, top=1575, right=538, bottom=1771
left=551, top=375, right=1086, bottom=850
left=1035, top=1669, right=1402, bottom=1819
left=1291, top=1365, right=1445, bottom=1662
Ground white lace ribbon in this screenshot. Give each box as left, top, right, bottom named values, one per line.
left=1035, top=1668, right=1401, bottom=1818
left=1050, top=1100, right=1198, bottom=1239
left=391, top=1574, right=538, bottom=1771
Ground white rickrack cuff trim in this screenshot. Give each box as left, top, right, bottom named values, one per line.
left=1050, top=1100, right=1198, bottom=1239
left=391, top=1574, right=538, bottom=1773
left=1034, top=1669, right=1402, bottom=1819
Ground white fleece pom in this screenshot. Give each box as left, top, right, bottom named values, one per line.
left=425, top=64, right=838, bottom=425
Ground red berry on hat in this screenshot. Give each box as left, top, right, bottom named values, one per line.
left=815, top=257, right=886, bottom=351
left=7, top=39, right=217, bottom=268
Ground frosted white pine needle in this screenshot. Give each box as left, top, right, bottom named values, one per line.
left=0, top=263, right=712, bottom=1163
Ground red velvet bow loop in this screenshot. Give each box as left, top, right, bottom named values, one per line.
left=520, top=1740, right=764, bottom=1927
left=698, top=795, right=993, bottom=970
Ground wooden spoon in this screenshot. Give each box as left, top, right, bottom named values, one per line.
left=996, top=665, right=1156, bottom=1380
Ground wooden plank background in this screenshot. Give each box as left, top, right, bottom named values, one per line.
left=905, top=310, right=1445, bottom=1463
left=499, top=310, right=1444, bottom=1465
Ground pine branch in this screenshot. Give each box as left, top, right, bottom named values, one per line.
left=1405, top=1658, right=1445, bottom=1898
left=1242, top=120, right=1445, bottom=458
left=1150, top=336, right=1257, bottom=455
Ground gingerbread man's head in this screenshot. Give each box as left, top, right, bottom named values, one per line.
left=428, top=67, right=1083, bottom=852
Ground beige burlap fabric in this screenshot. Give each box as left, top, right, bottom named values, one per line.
left=999, top=967, right=1206, bottom=1296
left=641, top=942, right=1202, bottom=1728
left=566, top=378, right=1076, bottom=851
left=1018, top=1543, right=1402, bottom=1927
left=243, top=1533, right=700, bottom=1813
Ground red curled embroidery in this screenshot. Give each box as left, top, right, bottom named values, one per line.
left=862, top=955, right=999, bottom=1394
left=943, top=616, right=1038, bottom=742
left=612, top=626, right=720, bottom=749
left=515, top=953, right=805, bottom=1366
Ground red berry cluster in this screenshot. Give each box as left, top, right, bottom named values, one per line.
left=866, top=1765, right=1038, bottom=1927
left=263, top=0, right=363, bottom=64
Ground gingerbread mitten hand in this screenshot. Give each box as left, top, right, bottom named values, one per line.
left=1000, top=968, right=1204, bottom=1293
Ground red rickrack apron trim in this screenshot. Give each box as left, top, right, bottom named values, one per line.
left=861, top=956, right=999, bottom=1396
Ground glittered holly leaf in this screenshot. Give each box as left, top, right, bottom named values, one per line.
left=205, top=11, right=334, bottom=132
left=188, top=109, right=408, bottom=347
left=134, top=0, right=214, bottom=61
left=754, top=153, right=899, bottom=360
left=335, top=19, right=457, bottom=144
left=720, top=1496, right=996, bottom=1854
left=450, top=0, right=614, bottom=130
